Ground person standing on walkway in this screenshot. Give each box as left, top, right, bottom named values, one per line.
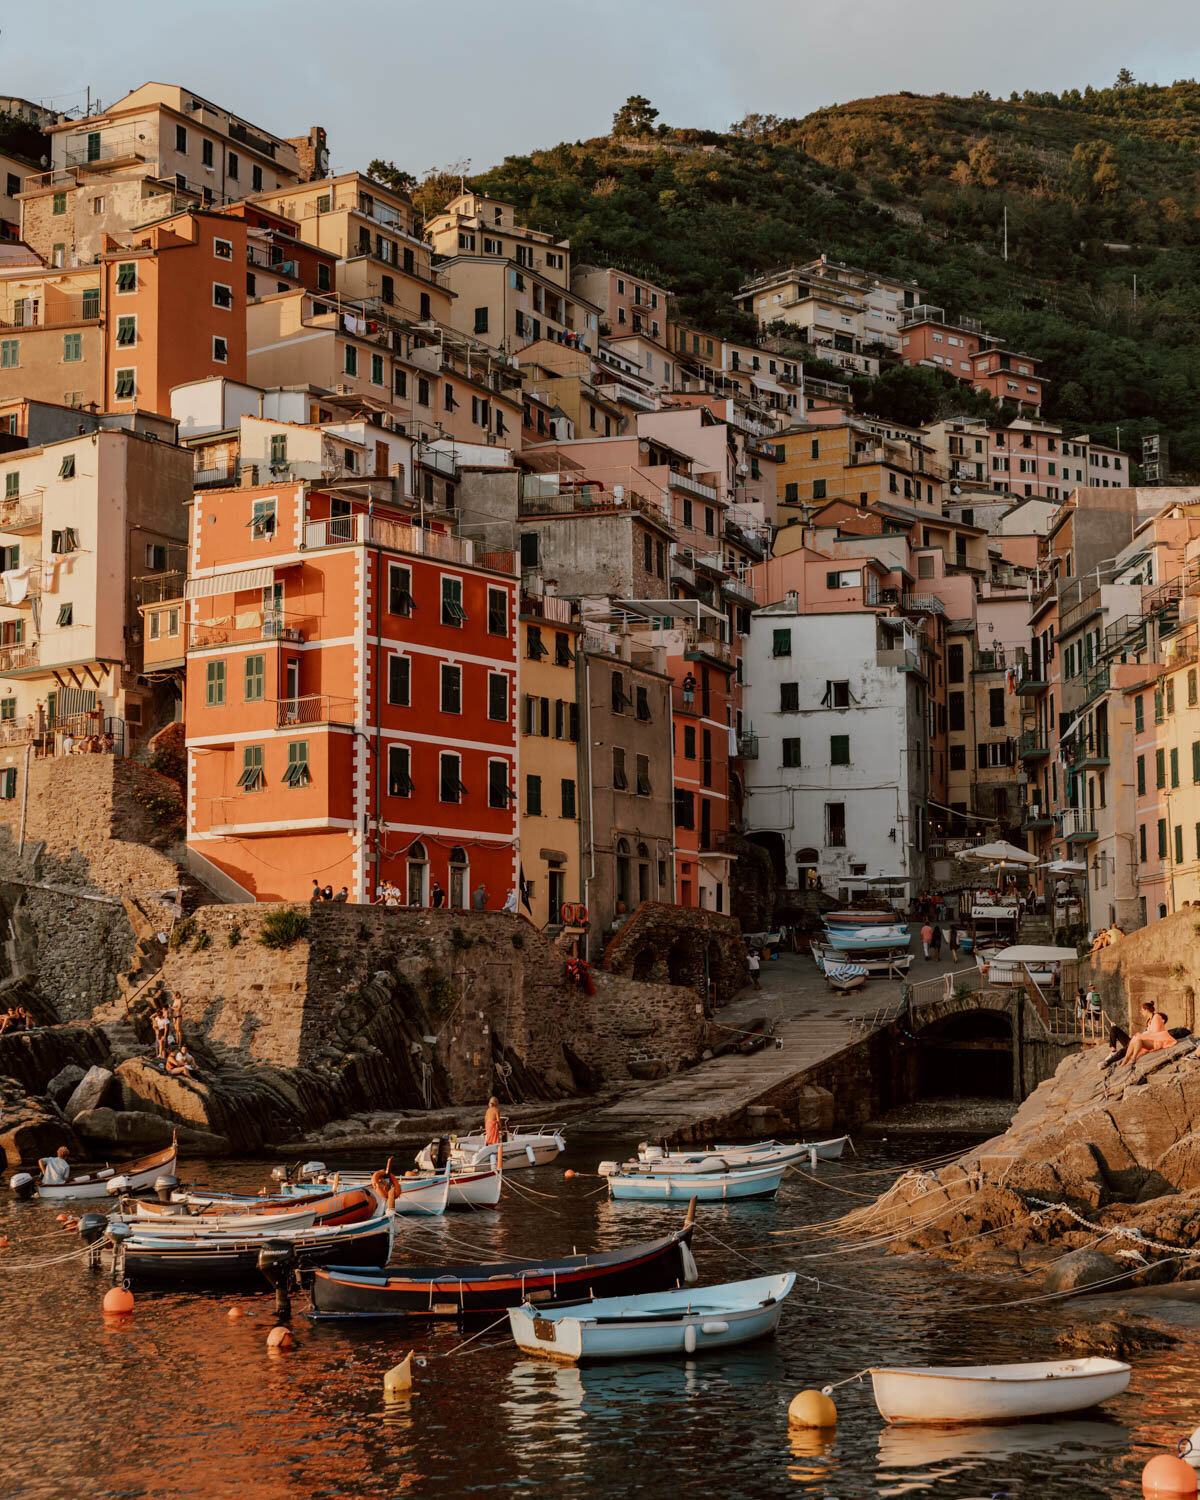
left=747, top=950, right=761, bottom=990
left=920, top=920, right=934, bottom=960
left=948, top=925, right=960, bottom=963
left=931, top=924, right=943, bottom=962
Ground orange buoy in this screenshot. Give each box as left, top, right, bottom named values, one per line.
left=55, top=1213, right=69, bottom=1223
left=0, top=1235, right=9, bottom=1249
left=564, top=1170, right=575, bottom=1180
left=1144, top=1454, right=1198, bottom=1497
left=102, top=1286, right=134, bottom=1316
left=266, top=1326, right=292, bottom=1350
left=227, top=1306, right=244, bottom=1320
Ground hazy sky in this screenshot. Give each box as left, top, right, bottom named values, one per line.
left=5, top=0, right=1200, bottom=177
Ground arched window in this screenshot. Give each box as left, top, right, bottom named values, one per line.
left=407, top=840, right=428, bottom=907
left=448, top=845, right=468, bottom=909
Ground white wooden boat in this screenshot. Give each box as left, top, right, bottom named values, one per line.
left=870, top=1358, right=1131, bottom=1424
left=33, top=1140, right=178, bottom=1202
left=708, top=1135, right=849, bottom=1164
left=183, top=1162, right=501, bottom=1211
left=811, top=942, right=912, bottom=978
left=416, top=1125, right=564, bottom=1172
left=602, top=1161, right=785, bottom=1201
left=632, top=1136, right=849, bottom=1174
left=121, top=1185, right=381, bottom=1234
left=508, top=1273, right=795, bottom=1363
left=823, top=925, right=910, bottom=952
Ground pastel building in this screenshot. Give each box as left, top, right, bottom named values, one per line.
left=572, top=265, right=669, bottom=341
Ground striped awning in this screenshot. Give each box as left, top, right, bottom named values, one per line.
left=185, top=566, right=276, bottom=600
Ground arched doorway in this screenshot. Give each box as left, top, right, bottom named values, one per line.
left=636, top=842, right=651, bottom=904
left=917, top=1011, right=1013, bottom=1098
left=632, top=947, right=656, bottom=981
left=407, top=841, right=428, bottom=906
left=448, top=846, right=468, bottom=910
left=616, top=838, right=631, bottom=911
left=667, top=938, right=691, bottom=988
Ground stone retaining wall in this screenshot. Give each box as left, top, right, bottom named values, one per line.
left=601, top=901, right=747, bottom=1004
left=1083, top=907, right=1200, bottom=1034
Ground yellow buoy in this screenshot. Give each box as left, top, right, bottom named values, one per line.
left=788, top=1390, right=837, bottom=1429
left=384, top=1353, right=413, bottom=1398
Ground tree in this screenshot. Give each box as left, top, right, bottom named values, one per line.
left=612, top=96, right=659, bottom=138
left=1115, top=67, right=1136, bottom=89
left=367, top=158, right=418, bottom=194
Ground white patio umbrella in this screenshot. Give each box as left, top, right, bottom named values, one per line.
left=955, top=840, right=1038, bottom=867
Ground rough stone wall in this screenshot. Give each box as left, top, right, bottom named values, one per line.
left=0, top=757, right=185, bottom=1019
left=1083, top=908, right=1200, bottom=1035
left=602, top=901, right=747, bottom=1004
left=727, top=834, right=777, bottom=933
left=150, top=904, right=708, bottom=1099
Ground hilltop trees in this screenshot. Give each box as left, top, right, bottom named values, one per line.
left=612, top=96, right=660, bottom=137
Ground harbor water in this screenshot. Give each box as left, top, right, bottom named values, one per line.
left=0, top=1133, right=1194, bottom=1498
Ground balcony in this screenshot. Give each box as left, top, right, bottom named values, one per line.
left=1023, top=804, right=1053, bottom=831
left=1071, top=734, right=1110, bottom=769
left=0, top=296, right=102, bottom=332
left=1083, top=663, right=1110, bottom=703
left=194, top=460, right=241, bottom=490
left=671, top=684, right=702, bottom=717
left=1015, top=645, right=1048, bottom=694
left=247, top=246, right=300, bottom=279
left=275, top=695, right=356, bottom=729
left=876, top=646, right=921, bottom=672
left=1101, top=614, right=1146, bottom=658
left=62, top=131, right=145, bottom=170
left=1058, top=586, right=1101, bottom=638
left=974, top=648, right=1008, bottom=673
left=668, top=470, right=718, bottom=502
left=1018, top=730, right=1050, bottom=760
left=1058, top=807, right=1097, bottom=842
left=136, top=572, right=186, bottom=606
left=303, top=513, right=478, bottom=567
left=900, top=593, right=946, bottom=615
left=0, top=642, right=38, bottom=675
left=737, top=732, right=758, bottom=759
left=189, top=610, right=309, bottom=650
left=0, top=494, right=42, bottom=534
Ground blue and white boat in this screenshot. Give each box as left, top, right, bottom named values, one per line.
left=507, top=1273, right=795, bottom=1362
left=602, top=1161, right=785, bottom=1201
left=822, top=924, right=910, bottom=952
left=630, top=1136, right=850, bottom=1174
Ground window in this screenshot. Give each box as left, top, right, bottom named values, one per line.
left=949, top=744, right=967, bottom=771
left=52, top=191, right=66, bottom=215
left=227, top=152, right=239, bottom=180
left=213, top=283, right=233, bottom=309
left=1168, top=678, right=1176, bottom=715
left=780, top=682, right=799, bottom=712
left=948, top=692, right=965, bottom=732
left=830, top=734, right=850, bottom=766
left=989, top=687, right=1005, bottom=728
left=0, top=698, right=13, bottom=723
left=519, top=532, right=539, bottom=569
left=202, top=139, right=215, bottom=169
left=243, top=653, right=265, bottom=702
left=174, top=123, right=188, bottom=153
left=237, top=745, right=264, bottom=792
left=487, top=672, right=508, bottom=722
left=51, top=527, right=79, bottom=553
left=635, top=685, right=651, bottom=722
left=3, top=473, right=16, bottom=499
left=370, top=352, right=383, bottom=386
left=344, top=344, right=358, bottom=376
left=0, top=768, right=14, bottom=800
left=812, top=479, right=826, bottom=500
left=772, top=628, right=791, bottom=658
left=317, top=263, right=331, bottom=291
left=116, top=314, right=137, bottom=347
left=635, top=754, right=651, bottom=796
left=387, top=745, right=414, bottom=797
left=441, top=576, right=465, bottom=626
left=62, top=333, right=81, bottom=363
left=554, top=632, right=574, bottom=667
left=612, top=747, right=627, bottom=790
left=1159, top=818, right=1169, bottom=860
left=1171, top=747, right=1180, bottom=788
left=782, top=737, right=802, bottom=768
left=0, top=340, right=17, bottom=369
left=388, top=654, right=411, bottom=706
left=824, top=680, right=851, bottom=708
left=440, top=752, right=466, bottom=803
left=526, top=773, right=542, bottom=815
left=826, top=802, right=846, bottom=847
left=1137, top=755, right=1146, bottom=795
left=250, top=498, right=276, bottom=540
left=213, top=336, right=228, bottom=363
left=116, top=262, right=137, bottom=293
left=205, top=660, right=226, bottom=706
left=561, top=778, right=577, bottom=818
left=683, top=725, right=697, bottom=759
left=252, top=163, right=263, bottom=192
left=488, top=760, right=511, bottom=809
left=1135, top=695, right=1144, bottom=733
left=388, top=563, right=414, bottom=617
left=440, top=663, right=462, bottom=714
left=486, top=588, right=507, bottom=636
left=276, top=740, right=310, bottom=789
left=58, top=455, right=76, bottom=480
left=474, top=307, right=489, bottom=335
left=1156, top=748, right=1166, bottom=789
left=948, top=643, right=963, bottom=682
left=1139, top=823, right=1147, bottom=862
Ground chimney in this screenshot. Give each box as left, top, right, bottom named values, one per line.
left=240, top=463, right=259, bottom=488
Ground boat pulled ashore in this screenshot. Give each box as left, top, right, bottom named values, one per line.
left=308, top=1204, right=699, bottom=1320
left=508, top=1272, right=795, bottom=1363
left=869, top=1358, right=1131, bottom=1424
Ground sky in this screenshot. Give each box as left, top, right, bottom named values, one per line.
left=5, top=0, right=1200, bottom=177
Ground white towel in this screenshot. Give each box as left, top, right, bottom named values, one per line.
left=2, top=567, right=30, bottom=606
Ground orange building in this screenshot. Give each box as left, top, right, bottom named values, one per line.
left=182, top=478, right=518, bottom=904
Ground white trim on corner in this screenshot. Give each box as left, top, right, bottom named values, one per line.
left=191, top=817, right=356, bottom=838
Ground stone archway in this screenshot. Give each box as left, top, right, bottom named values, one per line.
left=632, top=947, right=656, bottom=982
left=915, top=1009, right=1014, bottom=1098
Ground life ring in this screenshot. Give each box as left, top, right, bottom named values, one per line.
left=560, top=902, right=577, bottom=924
left=371, top=1169, right=400, bottom=1205
left=575, top=903, right=588, bottom=924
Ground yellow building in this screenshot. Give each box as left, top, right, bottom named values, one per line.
left=518, top=593, right=585, bottom=929
left=774, top=420, right=946, bottom=525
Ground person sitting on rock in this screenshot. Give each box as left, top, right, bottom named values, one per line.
left=166, top=1045, right=196, bottom=1078
left=1119, top=1001, right=1177, bottom=1067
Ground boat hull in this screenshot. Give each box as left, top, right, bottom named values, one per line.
left=38, top=1144, right=178, bottom=1201
left=127, top=1187, right=379, bottom=1234
left=608, top=1164, right=784, bottom=1201
left=870, top=1359, right=1131, bottom=1424
left=811, top=943, right=911, bottom=977
left=508, top=1273, right=794, bottom=1362
left=111, top=1214, right=394, bottom=1288
left=823, top=927, right=910, bottom=951
left=309, top=1225, right=695, bottom=1320
left=417, top=1131, right=564, bottom=1172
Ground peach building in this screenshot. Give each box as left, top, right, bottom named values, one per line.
left=572, top=264, right=669, bottom=341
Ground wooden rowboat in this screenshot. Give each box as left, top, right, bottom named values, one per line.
left=122, top=1186, right=380, bottom=1234
left=508, top=1273, right=795, bottom=1363
left=870, top=1358, right=1131, bottom=1424
left=309, top=1206, right=698, bottom=1321
left=34, top=1140, right=178, bottom=1201
left=604, top=1161, right=784, bottom=1202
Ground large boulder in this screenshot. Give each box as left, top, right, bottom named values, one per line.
left=114, top=1057, right=220, bottom=1130
left=0, top=1096, right=77, bottom=1168
left=73, top=1106, right=228, bottom=1155
left=1043, top=1249, right=1128, bottom=1294
left=46, top=1064, right=87, bottom=1109
left=64, top=1065, right=115, bottom=1121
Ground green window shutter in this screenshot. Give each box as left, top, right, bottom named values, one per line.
left=1193, top=742, right=1200, bottom=784
left=1171, top=747, right=1180, bottom=788
left=830, top=735, right=850, bottom=766
left=244, top=654, right=264, bottom=702
left=206, top=659, right=226, bottom=706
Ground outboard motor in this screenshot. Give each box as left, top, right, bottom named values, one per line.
left=258, top=1238, right=299, bottom=1323
left=106, top=1175, right=130, bottom=1196
left=8, top=1172, right=35, bottom=1200
left=432, top=1136, right=451, bottom=1171
left=76, top=1212, right=109, bottom=1245
left=154, top=1174, right=178, bottom=1203
left=299, top=1161, right=326, bottom=1182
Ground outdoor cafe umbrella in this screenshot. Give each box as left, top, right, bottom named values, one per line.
left=955, top=840, right=1038, bottom=868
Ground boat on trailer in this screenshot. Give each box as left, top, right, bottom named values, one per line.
left=27, top=1139, right=178, bottom=1202
left=870, top=1358, right=1131, bottom=1424
left=308, top=1205, right=698, bottom=1320
left=811, top=942, right=912, bottom=978
left=508, top=1273, right=795, bottom=1363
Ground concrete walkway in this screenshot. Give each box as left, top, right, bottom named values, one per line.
left=576, top=931, right=968, bottom=1142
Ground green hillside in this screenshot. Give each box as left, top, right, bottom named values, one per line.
left=427, top=82, right=1200, bottom=475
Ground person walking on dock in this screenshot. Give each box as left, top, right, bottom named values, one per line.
left=948, top=925, right=960, bottom=963
left=931, top=924, right=943, bottom=962
left=920, top=920, right=933, bottom=960
left=747, top=950, right=761, bottom=990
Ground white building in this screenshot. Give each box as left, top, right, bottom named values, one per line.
left=742, top=600, right=928, bottom=902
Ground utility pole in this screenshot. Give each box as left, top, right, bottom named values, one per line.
left=1003, top=206, right=1008, bottom=263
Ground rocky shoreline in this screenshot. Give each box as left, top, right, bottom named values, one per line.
left=846, top=1042, right=1200, bottom=1293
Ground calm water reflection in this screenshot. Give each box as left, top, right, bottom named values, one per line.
left=0, top=1135, right=1188, bottom=1497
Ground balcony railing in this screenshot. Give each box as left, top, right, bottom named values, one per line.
left=194, top=460, right=241, bottom=490
left=0, top=297, right=101, bottom=332
left=517, top=480, right=660, bottom=521
left=275, top=695, right=356, bottom=729
left=0, top=494, right=42, bottom=533
left=1070, top=734, right=1110, bottom=767
left=62, top=132, right=145, bottom=169
left=136, top=572, right=186, bottom=606
left=0, top=642, right=38, bottom=674
left=190, top=610, right=308, bottom=650
left=974, top=648, right=1008, bottom=673
left=1058, top=807, right=1097, bottom=840
left=737, top=732, right=758, bottom=759
left=1083, top=663, right=1110, bottom=703
left=1018, top=729, right=1050, bottom=759
left=672, top=684, right=702, bottom=717
left=667, top=470, right=718, bottom=502
left=303, top=513, right=475, bottom=566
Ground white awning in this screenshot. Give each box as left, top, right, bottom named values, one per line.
left=186, top=567, right=277, bottom=600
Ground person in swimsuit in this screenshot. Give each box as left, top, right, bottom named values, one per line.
left=1120, top=1002, right=1177, bottom=1066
